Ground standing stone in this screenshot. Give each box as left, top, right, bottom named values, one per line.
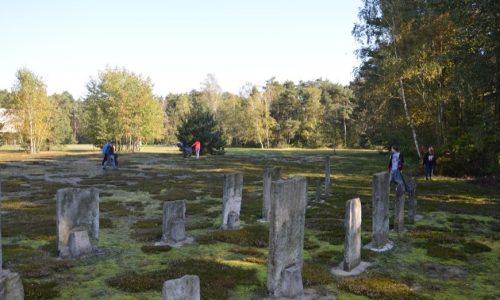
left=315, top=179, right=322, bottom=202
left=367, top=171, right=392, bottom=250
left=56, top=188, right=99, bottom=258
left=325, top=156, right=331, bottom=196
left=162, top=275, right=200, bottom=300
left=394, top=183, right=405, bottom=233
left=162, top=200, right=186, bottom=243
left=221, top=173, right=243, bottom=229
left=343, top=198, right=362, bottom=271
left=0, top=270, right=25, bottom=300
left=267, top=177, right=307, bottom=298
left=408, top=177, right=417, bottom=223
left=262, top=167, right=281, bottom=222
left=0, top=182, right=24, bottom=300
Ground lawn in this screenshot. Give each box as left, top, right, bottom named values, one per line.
left=1, top=146, right=498, bottom=299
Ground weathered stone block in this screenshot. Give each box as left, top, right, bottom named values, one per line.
left=56, top=188, right=99, bottom=258
left=408, top=177, right=417, bottom=223
left=325, top=156, right=331, bottom=196
left=68, top=229, right=93, bottom=258
left=262, top=167, right=281, bottom=221
left=370, top=172, right=390, bottom=248
left=315, top=178, right=322, bottom=202
left=267, top=177, right=307, bottom=298
left=162, top=275, right=200, bottom=300
left=162, top=201, right=186, bottom=243
left=0, top=270, right=24, bottom=300
left=221, top=173, right=243, bottom=229
left=394, top=183, right=405, bottom=233
left=343, top=198, right=361, bottom=271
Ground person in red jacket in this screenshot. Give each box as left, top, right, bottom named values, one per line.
left=192, top=140, right=201, bottom=159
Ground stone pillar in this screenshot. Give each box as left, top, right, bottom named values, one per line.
left=408, top=177, right=417, bottom=223
left=68, top=229, right=93, bottom=258
left=262, top=167, right=281, bottom=222
left=221, top=173, right=243, bottom=229
left=365, top=171, right=393, bottom=251
left=325, top=156, right=331, bottom=196
left=315, top=179, right=322, bottom=202
left=0, top=182, right=25, bottom=300
left=162, top=275, right=200, bottom=300
left=162, top=200, right=186, bottom=243
left=343, top=198, right=362, bottom=271
left=267, top=177, right=307, bottom=298
left=56, top=188, right=99, bottom=258
left=394, top=183, right=405, bottom=233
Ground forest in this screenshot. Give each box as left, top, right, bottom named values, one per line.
left=0, top=0, right=498, bottom=176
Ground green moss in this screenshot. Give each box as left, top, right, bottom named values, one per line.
left=463, top=241, right=492, bottom=254
left=106, top=258, right=258, bottom=299
left=310, top=250, right=342, bottom=264
left=338, top=276, right=424, bottom=299
left=186, top=219, right=214, bottom=230
left=100, top=217, right=114, bottom=228
left=228, top=247, right=265, bottom=258
left=302, top=263, right=336, bottom=287
left=100, top=200, right=132, bottom=217
left=140, top=245, right=172, bottom=254
left=198, top=225, right=268, bottom=247
left=304, top=237, right=321, bottom=250
left=23, top=280, right=60, bottom=300
left=130, top=219, right=162, bottom=242
left=306, top=218, right=343, bottom=231
left=315, top=231, right=344, bottom=245
left=426, top=243, right=467, bottom=261
left=241, top=256, right=266, bottom=265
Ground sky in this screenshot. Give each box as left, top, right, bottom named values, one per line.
left=0, top=0, right=362, bottom=98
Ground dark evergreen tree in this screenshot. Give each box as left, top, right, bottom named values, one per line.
left=176, top=108, right=226, bottom=155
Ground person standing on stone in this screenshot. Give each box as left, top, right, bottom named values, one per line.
left=422, top=146, right=436, bottom=180
left=388, top=145, right=411, bottom=192
left=191, top=139, right=201, bottom=159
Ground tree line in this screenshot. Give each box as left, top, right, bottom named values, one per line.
left=0, top=69, right=355, bottom=153
left=351, top=0, right=499, bottom=176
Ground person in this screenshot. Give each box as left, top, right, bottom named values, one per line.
left=422, top=146, right=436, bottom=180
left=101, top=141, right=111, bottom=169
left=109, top=141, right=118, bottom=168
left=102, top=141, right=118, bottom=169
left=388, top=145, right=411, bottom=192
left=182, top=141, right=192, bottom=158
left=191, top=139, right=201, bottom=159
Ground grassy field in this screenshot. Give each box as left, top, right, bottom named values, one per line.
left=0, top=146, right=498, bottom=299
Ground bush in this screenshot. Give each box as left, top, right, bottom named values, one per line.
left=176, top=108, right=226, bottom=155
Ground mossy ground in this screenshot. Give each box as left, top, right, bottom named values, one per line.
left=0, top=146, right=499, bottom=299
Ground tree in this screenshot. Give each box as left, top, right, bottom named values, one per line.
left=10, top=69, right=53, bottom=153
left=49, top=91, right=76, bottom=145
left=81, top=67, right=164, bottom=151
left=352, top=0, right=500, bottom=175
left=176, top=108, right=226, bottom=155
